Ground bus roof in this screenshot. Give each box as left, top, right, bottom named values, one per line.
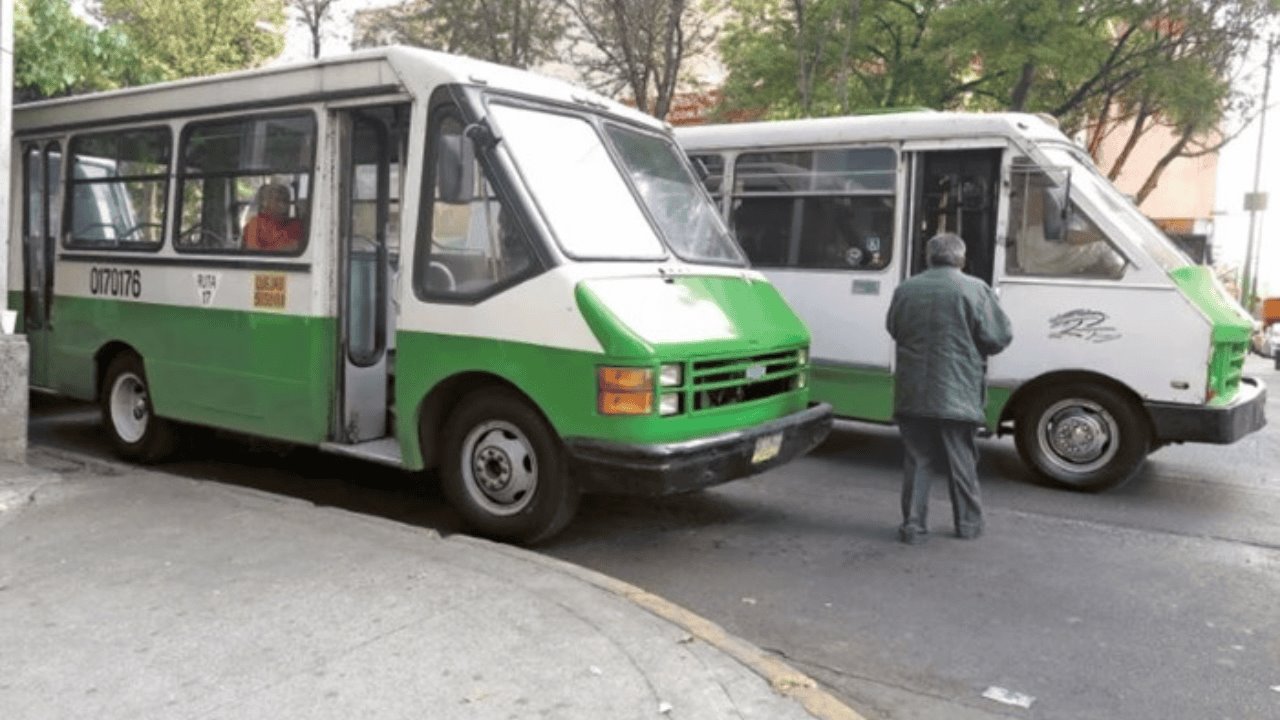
left=14, top=46, right=658, bottom=134
left=675, top=111, right=1069, bottom=150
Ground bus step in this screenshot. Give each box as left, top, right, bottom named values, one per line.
left=319, top=437, right=403, bottom=468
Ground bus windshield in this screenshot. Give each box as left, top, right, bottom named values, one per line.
left=1037, top=143, right=1191, bottom=273
left=603, top=123, right=743, bottom=265
left=487, top=101, right=743, bottom=265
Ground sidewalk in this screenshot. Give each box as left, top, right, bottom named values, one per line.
left=0, top=448, right=864, bottom=720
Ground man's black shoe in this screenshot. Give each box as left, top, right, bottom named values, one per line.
left=898, top=527, right=928, bottom=545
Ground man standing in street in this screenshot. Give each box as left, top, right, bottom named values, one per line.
left=886, top=233, right=1013, bottom=544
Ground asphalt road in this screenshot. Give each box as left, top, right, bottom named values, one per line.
left=27, top=355, right=1280, bottom=720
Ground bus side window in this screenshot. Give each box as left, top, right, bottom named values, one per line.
left=731, top=148, right=895, bottom=271
left=176, top=113, right=315, bottom=254
left=416, top=112, right=537, bottom=300
left=687, top=153, right=724, bottom=197
left=67, top=128, right=170, bottom=249
left=1006, top=164, right=1126, bottom=279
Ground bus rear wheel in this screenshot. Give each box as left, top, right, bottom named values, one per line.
left=100, top=353, right=175, bottom=463
left=1014, top=382, right=1150, bottom=492
left=440, top=388, right=579, bottom=545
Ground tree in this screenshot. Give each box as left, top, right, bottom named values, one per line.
left=719, top=0, right=957, bottom=117
left=95, top=0, right=286, bottom=81
left=718, top=0, right=1280, bottom=202
left=13, top=0, right=153, bottom=101
left=938, top=0, right=1278, bottom=202
left=354, top=0, right=564, bottom=69
left=559, top=0, right=720, bottom=118
left=290, top=0, right=336, bottom=59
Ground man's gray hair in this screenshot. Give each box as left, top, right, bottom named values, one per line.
left=926, top=233, right=966, bottom=268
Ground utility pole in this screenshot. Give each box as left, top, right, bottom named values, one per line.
left=1241, top=34, right=1276, bottom=313
left=0, top=0, right=29, bottom=463
left=1, top=0, right=11, bottom=306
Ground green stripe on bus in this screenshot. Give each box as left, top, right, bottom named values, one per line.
left=1169, top=266, right=1252, bottom=344
left=393, top=330, right=810, bottom=471
left=812, top=364, right=895, bottom=423
left=813, top=363, right=1012, bottom=431
left=575, top=274, right=810, bottom=358
left=1170, top=265, right=1251, bottom=401
left=47, top=295, right=335, bottom=444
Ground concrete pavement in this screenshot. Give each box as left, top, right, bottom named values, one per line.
left=0, top=447, right=864, bottom=720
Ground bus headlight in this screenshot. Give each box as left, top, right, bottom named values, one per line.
left=598, top=367, right=654, bottom=415
left=659, top=363, right=683, bottom=387
left=659, top=393, right=682, bottom=416
left=797, top=348, right=808, bottom=366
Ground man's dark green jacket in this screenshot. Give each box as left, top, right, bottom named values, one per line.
left=886, top=267, right=1013, bottom=424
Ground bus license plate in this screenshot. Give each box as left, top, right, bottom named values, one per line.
left=751, top=432, right=783, bottom=464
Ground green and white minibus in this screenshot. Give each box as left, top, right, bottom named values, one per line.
left=6, top=47, right=832, bottom=543
left=679, top=112, right=1265, bottom=491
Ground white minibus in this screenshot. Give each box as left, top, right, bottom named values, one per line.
left=7, top=48, right=833, bottom=543
left=679, top=112, right=1265, bottom=490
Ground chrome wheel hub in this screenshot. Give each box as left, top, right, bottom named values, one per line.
left=1037, top=398, right=1120, bottom=475
left=461, top=421, right=537, bottom=516
left=109, top=372, right=149, bottom=444
left=1049, top=410, right=1108, bottom=463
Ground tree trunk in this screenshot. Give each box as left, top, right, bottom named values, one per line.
left=792, top=0, right=812, bottom=114
left=608, top=0, right=647, bottom=113
left=1135, top=128, right=1192, bottom=204
left=1107, top=103, right=1150, bottom=181
left=837, top=0, right=862, bottom=113
left=653, top=0, right=685, bottom=118
left=1009, top=61, right=1036, bottom=110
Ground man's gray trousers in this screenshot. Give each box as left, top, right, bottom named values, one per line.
left=897, top=415, right=983, bottom=537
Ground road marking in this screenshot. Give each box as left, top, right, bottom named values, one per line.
left=982, top=686, right=1035, bottom=709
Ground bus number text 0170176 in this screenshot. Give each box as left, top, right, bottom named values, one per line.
left=89, top=267, right=142, bottom=299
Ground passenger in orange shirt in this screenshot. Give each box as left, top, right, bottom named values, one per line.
left=243, top=183, right=304, bottom=252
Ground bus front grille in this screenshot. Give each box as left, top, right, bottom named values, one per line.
left=688, top=349, right=803, bottom=412
left=1209, top=340, right=1247, bottom=400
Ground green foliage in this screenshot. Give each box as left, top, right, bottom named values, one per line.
left=96, top=0, right=286, bottom=81
left=353, top=0, right=564, bottom=69
left=720, top=0, right=961, bottom=118
left=560, top=0, right=719, bottom=118
left=719, top=0, right=1277, bottom=133
left=14, top=0, right=286, bottom=101
left=717, top=0, right=1279, bottom=197
left=13, top=0, right=157, bottom=100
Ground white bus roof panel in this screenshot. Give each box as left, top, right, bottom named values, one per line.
left=676, top=111, right=1067, bottom=149
left=14, top=46, right=658, bottom=133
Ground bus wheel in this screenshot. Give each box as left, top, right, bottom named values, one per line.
left=440, top=389, right=579, bottom=545
left=100, top=353, right=175, bottom=463
left=1014, top=383, right=1150, bottom=492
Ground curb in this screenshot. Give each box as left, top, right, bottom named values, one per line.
left=455, top=535, right=868, bottom=720
left=23, top=444, right=867, bottom=720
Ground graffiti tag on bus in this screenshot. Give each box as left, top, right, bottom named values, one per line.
left=1048, top=309, right=1120, bottom=343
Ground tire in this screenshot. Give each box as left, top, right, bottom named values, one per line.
left=100, top=352, right=176, bottom=463
left=440, top=388, right=579, bottom=545
left=1014, top=382, right=1150, bottom=492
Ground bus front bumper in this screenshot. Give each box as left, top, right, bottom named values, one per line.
left=564, top=403, right=834, bottom=496
left=1146, top=377, right=1267, bottom=444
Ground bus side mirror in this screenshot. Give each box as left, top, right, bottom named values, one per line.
left=690, top=156, right=710, bottom=182
left=437, top=133, right=475, bottom=204
left=1042, top=187, right=1067, bottom=242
